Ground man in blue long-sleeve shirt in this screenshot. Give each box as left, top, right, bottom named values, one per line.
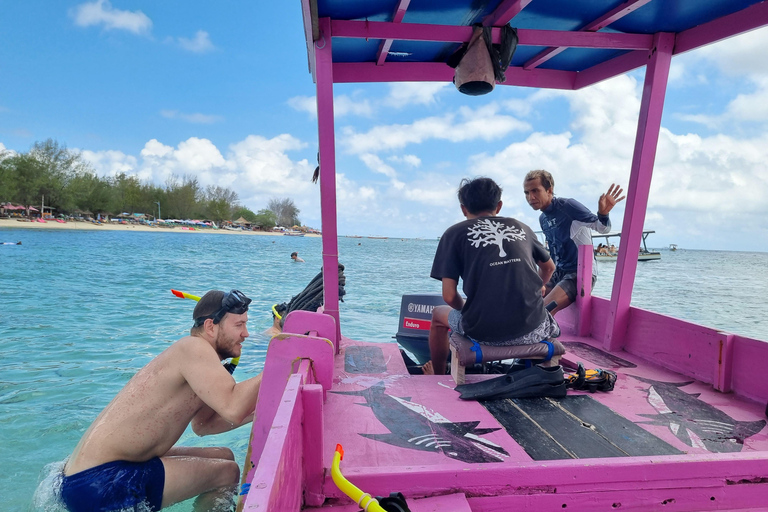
left=523, top=170, right=625, bottom=314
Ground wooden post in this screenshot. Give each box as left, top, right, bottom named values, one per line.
left=315, top=17, right=342, bottom=342
left=576, top=244, right=593, bottom=337
left=605, top=32, right=674, bottom=351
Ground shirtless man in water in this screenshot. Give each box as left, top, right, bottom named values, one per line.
left=61, top=290, right=263, bottom=512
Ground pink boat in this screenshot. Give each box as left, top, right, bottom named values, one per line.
left=236, top=2, right=768, bottom=510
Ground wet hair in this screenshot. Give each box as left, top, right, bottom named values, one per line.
left=190, top=290, right=225, bottom=335
left=524, top=169, right=554, bottom=192
left=457, top=177, right=502, bottom=215
left=291, top=252, right=298, bottom=258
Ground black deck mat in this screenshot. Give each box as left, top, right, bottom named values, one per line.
left=562, top=342, right=637, bottom=368
left=344, top=346, right=388, bottom=374
left=484, top=395, right=683, bottom=460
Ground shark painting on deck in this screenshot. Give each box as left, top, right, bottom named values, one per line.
left=632, top=375, right=766, bottom=453
left=334, top=381, right=509, bottom=464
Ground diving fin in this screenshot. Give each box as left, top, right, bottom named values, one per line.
left=455, top=365, right=566, bottom=400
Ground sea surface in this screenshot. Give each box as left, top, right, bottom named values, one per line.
left=1, top=228, right=767, bottom=511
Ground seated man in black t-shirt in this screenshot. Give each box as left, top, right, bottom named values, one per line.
left=423, top=177, right=560, bottom=376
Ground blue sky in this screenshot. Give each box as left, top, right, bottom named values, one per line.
left=2, top=1, right=768, bottom=251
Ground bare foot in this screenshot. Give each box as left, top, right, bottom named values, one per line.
left=421, top=361, right=434, bottom=375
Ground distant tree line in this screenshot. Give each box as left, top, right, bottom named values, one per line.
left=0, top=139, right=301, bottom=229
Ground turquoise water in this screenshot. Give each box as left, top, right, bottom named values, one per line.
left=1, top=228, right=767, bottom=511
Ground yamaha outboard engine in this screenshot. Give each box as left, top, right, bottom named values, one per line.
left=394, top=293, right=447, bottom=365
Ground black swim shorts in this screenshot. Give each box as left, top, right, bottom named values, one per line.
left=545, top=269, right=597, bottom=302
left=60, top=457, right=165, bottom=512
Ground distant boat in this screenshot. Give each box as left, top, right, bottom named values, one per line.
left=367, top=236, right=387, bottom=239
left=593, top=230, right=661, bottom=261
left=345, top=235, right=363, bottom=238
left=284, top=231, right=305, bottom=237
left=669, top=243, right=678, bottom=251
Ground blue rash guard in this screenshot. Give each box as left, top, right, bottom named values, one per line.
left=539, top=197, right=611, bottom=275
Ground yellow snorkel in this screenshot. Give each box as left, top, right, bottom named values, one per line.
left=331, top=444, right=387, bottom=512
left=171, top=289, right=240, bottom=373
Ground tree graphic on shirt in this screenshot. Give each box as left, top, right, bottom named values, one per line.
left=467, top=219, right=526, bottom=258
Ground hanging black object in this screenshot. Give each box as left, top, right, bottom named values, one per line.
left=447, top=24, right=518, bottom=96
left=375, top=492, right=411, bottom=512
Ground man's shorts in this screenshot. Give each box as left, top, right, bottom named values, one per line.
left=545, top=269, right=597, bottom=303
left=60, top=457, right=165, bottom=512
left=448, top=309, right=561, bottom=346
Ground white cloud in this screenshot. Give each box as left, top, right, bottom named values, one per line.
left=81, top=149, right=138, bottom=176
left=160, top=110, right=223, bottom=124
left=385, top=82, right=448, bottom=107
left=287, top=94, right=373, bottom=118
left=697, top=26, right=768, bottom=76
left=176, top=30, right=215, bottom=53
left=341, top=103, right=530, bottom=154
left=71, top=0, right=152, bottom=35
left=360, top=153, right=397, bottom=178
left=387, top=154, right=421, bottom=167
left=0, top=142, right=16, bottom=159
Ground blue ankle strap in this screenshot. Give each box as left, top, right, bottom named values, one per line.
left=541, top=340, right=555, bottom=361
left=524, top=340, right=555, bottom=368
left=469, top=338, right=483, bottom=364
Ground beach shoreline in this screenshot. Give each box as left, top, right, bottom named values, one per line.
left=0, top=218, right=320, bottom=237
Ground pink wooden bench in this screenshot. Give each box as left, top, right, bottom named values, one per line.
left=449, top=332, right=565, bottom=384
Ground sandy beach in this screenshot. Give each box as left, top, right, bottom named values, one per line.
left=0, top=218, right=320, bottom=237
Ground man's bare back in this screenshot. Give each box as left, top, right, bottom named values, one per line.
left=61, top=290, right=263, bottom=511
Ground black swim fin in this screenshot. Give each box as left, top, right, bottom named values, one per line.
left=455, top=365, right=566, bottom=400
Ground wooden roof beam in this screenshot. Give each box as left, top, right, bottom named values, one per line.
left=524, top=0, right=654, bottom=70
left=482, top=0, right=533, bottom=27
left=376, top=0, right=412, bottom=66
left=331, top=20, right=653, bottom=50
left=575, top=1, right=768, bottom=90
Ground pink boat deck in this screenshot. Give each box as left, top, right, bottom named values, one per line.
left=239, top=305, right=768, bottom=511
left=308, top=336, right=768, bottom=510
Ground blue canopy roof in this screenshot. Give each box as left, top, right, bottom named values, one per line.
left=303, top=0, right=768, bottom=87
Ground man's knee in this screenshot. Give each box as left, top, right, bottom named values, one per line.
left=431, top=305, right=452, bottom=327
left=212, top=460, right=240, bottom=488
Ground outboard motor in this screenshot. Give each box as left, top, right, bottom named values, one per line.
left=395, top=294, right=447, bottom=365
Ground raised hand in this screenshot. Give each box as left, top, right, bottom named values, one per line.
left=598, top=184, right=626, bottom=215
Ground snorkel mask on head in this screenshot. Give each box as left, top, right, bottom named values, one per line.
left=193, top=289, right=252, bottom=327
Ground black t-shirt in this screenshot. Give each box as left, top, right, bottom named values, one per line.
left=431, top=216, right=550, bottom=342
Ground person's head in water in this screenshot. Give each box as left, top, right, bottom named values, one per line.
left=291, top=252, right=298, bottom=259
left=190, top=290, right=252, bottom=360
left=457, top=177, right=502, bottom=216
left=190, top=290, right=251, bottom=334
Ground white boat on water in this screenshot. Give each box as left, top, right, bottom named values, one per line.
left=284, top=231, right=305, bottom=237
left=593, top=230, right=661, bottom=261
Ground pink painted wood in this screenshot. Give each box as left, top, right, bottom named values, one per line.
left=573, top=48, right=648, bottom=89
left=305, top=492, right=472, bottom=511
left=482, top=0, right=532, bottom=27
left=621, top=307, right=723, bottom=384
left=604, top=32, right=674, bottom=352
left=243, top=373, right=305, bottom=511
left=332, top=62, right=576, bottom=89
left=323, top=453, right=768, bottom=510
left=524, top=0, right=653, bottom=70
left=375, top=0, right=411, bottom=66
left=330, top=20, right=653, bottom=50
left=315, top=17, right=341, bottom=341
left=675, top=1, right=768, bottom=56
left=302, top=383, right=325, bottom=507
left=242, top=334, right=334, bottom=494
left=282, top=310, right=338, bottom=351
left=730, top=335, right=768, bottom=404
left=575, top=244, right=593, bottom=337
